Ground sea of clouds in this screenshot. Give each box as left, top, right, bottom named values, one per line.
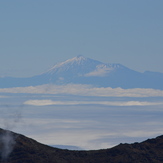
left=0, top=84, right=163, bottom=150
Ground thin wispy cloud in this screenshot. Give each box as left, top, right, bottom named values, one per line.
left=0, top=95, right=9, bottom=98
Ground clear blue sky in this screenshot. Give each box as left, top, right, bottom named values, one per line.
left=0, top=0, right=163, bottom=77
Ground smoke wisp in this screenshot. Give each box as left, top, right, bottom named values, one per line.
left=0, top=105, right=23, bottom=161
left=0, top=130, right=16, bottom=161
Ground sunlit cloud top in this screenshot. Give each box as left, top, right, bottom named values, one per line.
left=0, top=84, right=163, bottom=97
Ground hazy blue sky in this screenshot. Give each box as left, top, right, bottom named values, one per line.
left=0, top=0, right=163, bottom=77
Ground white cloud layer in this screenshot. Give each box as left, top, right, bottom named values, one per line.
left=24, top=99, right=163, bottom=106
left=0, top=84, right=163, bottom=97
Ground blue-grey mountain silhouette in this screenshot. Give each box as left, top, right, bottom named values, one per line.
left=1, top=55, right=163, bottom=89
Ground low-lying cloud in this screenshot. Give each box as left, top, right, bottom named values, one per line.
left=24, top=99, right=163, bottom=106
left=0, top=84, right=163, bottom=97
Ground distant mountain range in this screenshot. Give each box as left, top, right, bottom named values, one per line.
left=0, top=128, right=163, bottom=163
left=1, top=55, right=163, bottom=89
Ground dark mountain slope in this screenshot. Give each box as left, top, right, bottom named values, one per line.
left=0, top=128, right=163, bottom=163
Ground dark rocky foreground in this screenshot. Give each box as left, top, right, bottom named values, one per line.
left=0, top=128, right=163, bottom=163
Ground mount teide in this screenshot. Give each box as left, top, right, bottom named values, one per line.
left=1, top=55, right=163, bottom=89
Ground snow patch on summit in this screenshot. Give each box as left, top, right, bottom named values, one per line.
left=85, top=64, right=122, bottom=77
left=85, top=64, right=113, bottom=77
left=45, top=55, right=88, bottom=74
left=58, top=55, right=87, bottom=66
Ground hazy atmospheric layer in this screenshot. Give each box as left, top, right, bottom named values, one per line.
left=1, top=1, right=163, bottom=77
left=0, top=84, right=162, bottom=150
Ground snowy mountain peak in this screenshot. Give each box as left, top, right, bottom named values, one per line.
left=67, top=55, right=87, bottom=64
left=2, top=55, right=163, bottom=89
left=56, top=55, right=87, bottom=66
left=45, top=55, right=88, bottom=74
left=76, top=54, right=85, bottom=59
left=45, top=55, right=127, bottom=76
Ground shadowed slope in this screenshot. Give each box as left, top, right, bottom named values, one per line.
left=0, top=128, right=163, bottom=163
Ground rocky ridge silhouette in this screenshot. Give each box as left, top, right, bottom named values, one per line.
left=0, top=128, right=163, bottom=163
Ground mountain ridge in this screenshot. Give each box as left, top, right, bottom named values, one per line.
left=0, top=128, right=163, bottom=163
left=0, top=55, right=163, bottom=89
left=44, top=55, right=128, bottom=76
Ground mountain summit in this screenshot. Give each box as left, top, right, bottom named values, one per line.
left=44, top=55, right=128, bottom=78
left=45, top=55, right=103, bottom=75
left=0, top=55, right=163, bottom=89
